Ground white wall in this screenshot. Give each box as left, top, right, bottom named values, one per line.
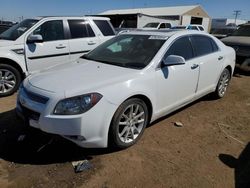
left=181, top=15, right=191, bottom=26
left=182, top=15, right=210, bottom=32
left=202, top=17, right=210, bottom=32
left=226, top=19, right=247, bottom=26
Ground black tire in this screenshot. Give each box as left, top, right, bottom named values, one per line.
left=0, top=64, right=22, bottom=97
left=240, top=59, right=250, bottom=72
left=213, top=68, right=231, bottom=99
left=109, top=98, right=149, bottom=149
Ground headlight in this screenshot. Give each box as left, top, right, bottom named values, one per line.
left=53, top=93, right=102, bottom=115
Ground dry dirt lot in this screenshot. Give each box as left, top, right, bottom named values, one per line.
left=0, top=74, right=249, bottom=188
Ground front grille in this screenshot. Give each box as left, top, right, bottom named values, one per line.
left=22, top=87, right=49, bottom=104
left=19, top=102, right=40, bottom=121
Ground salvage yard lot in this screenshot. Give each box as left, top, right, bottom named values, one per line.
left=0, top=75, right=249, bottom=188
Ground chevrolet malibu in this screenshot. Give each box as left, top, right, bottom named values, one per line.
left=16, top=30, right=235, bottom=149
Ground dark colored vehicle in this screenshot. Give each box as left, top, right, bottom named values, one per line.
left=0, top=24, right=11, bottom=34
left=210, top=26, right=237, bottom=39
left=221, top=24, right=250, bottom=72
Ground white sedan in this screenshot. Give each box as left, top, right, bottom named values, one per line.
left=16, top=30, right=235, bottom=149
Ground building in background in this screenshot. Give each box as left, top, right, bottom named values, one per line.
left=211, top=18, right=248, bottom=28
left=99, top=5, right=211, bottom=32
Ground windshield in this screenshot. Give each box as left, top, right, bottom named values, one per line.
left=143, top=23, right=160, bottom=28
left=0, top=19, right=38, bottom=40
left=231, top=25, right=250, bottom=37
left=82, top=34, right=167, bottom=69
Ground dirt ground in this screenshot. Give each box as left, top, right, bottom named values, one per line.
left=0, top=74, right=249, bottom=188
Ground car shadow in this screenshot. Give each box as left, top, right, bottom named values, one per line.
left=219, top=143, right=250, bottom=188
left=0, top=109, right=118, bottom=165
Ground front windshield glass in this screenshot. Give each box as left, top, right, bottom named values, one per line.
left=0, top=19, right=38, bottom=40
left=231, top=25, right=250, bottom=37
left=82, top=34, right=167, bottom=69
left=143, top=23, right=160, bottom=28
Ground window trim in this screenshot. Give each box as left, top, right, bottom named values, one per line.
left=67, top=19, right=96, bottom=40
left=31, top=20, right=67, bottom=43
left=93, top=19, right=115, bottom=36
left=156, top=34, right=221, bottom=69
left=190, top=35, right=220, bottom=58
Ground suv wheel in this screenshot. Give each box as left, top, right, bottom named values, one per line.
left=109, top=98, right=149, bottom=149
left=0, top=64, right=21, bottom=97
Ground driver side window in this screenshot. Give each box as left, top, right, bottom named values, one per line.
left=32, top=20, right=65, bottom=42
left=164, top=36, right=194, bottom=61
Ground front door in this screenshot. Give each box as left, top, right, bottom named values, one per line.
left=155, top=36, right=199, bottom=115
left=25, top=20, right=70, bottom=73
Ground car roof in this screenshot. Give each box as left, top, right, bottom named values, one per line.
left=34, top=16, right=110, bottom=20
left=120, top=30, right=207, bottom=37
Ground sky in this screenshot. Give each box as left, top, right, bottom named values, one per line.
left=1, top=0, right=250, bottom=22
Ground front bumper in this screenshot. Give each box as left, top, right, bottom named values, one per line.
left=16, top=84, right=118, bottom=148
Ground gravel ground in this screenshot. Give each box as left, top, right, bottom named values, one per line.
left=0, top=74, right=249, bottom=188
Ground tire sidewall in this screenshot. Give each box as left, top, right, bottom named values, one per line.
left=216, top=68, right=231, bottom=98
left=110, top=98, right=149, bottom=149
left=0, top=64, right=21, bottom=97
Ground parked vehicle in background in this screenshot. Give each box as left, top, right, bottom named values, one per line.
left=142, top=22, right=172, bottom=30
left=210, top=26, right=237, bottom=39
left=171, top=24, right=205, bottom=31
left=0, top=16, right=115, bottom=97
left=16, top=30, right=235, bottom=149
left=221, top=23, right=250, bottom=72
left=0, top=24, right=11, bottom=34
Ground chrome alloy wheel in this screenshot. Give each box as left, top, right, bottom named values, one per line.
left=218, top=69, right=230, bottom=97
left=118, top=104, right=146, bottom=144
left=0, top=69, right=16, bottom=94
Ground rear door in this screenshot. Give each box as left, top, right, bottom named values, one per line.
left=67, top=19, right=100, bottom=61
left=25, top=19, right=70, bottom=73
left=190, top=35, right=223, bottom=95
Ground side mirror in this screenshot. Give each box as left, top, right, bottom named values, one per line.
left=162, top=55, right=186, bottom=67
left=27, top=34, right=43, bottom=44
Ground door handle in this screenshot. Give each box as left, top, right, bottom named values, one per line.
left=218, top=56, right=223, bottom=60
left=88, top=41, right=96, bottom=45
left=56, top=45, right=66, bottom=49
left=191, top=64, right=199, bottom=69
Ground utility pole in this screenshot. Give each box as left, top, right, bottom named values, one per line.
left=233, top=10, right=241, bottom=24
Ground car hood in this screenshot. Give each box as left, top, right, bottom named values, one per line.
left=28, top=59, right=139, bottom=97
left=221, top=36, right=250, bottom=46
left=0, top=39, right=15, bottom=47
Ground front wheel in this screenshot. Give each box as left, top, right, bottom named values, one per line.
left=0, top=64, right=21, bottom=97
left=109, top=98, right=149, bottom=149
left=214, top=68, right=231, bottom=98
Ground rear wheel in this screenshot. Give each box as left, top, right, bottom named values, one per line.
left=0, top=64, right=21, bottom=97
left=109, top=98, right=149, bottom=149
left=214, top=68, right=231, bottom=98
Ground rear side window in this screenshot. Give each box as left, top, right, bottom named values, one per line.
left=93, top=20, right=115, bottom=36
left=164, top=36, right=194, bottom=60
left=159, top=23, right=166, bottom=29
left=191, top=36, right=214, bottom=57
left=198, top=26, right=204, bottom=31
left=68, top=20, right=95, bottom=39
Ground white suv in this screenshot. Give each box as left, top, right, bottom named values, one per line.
left=0, top=16, right=115, bottom=96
